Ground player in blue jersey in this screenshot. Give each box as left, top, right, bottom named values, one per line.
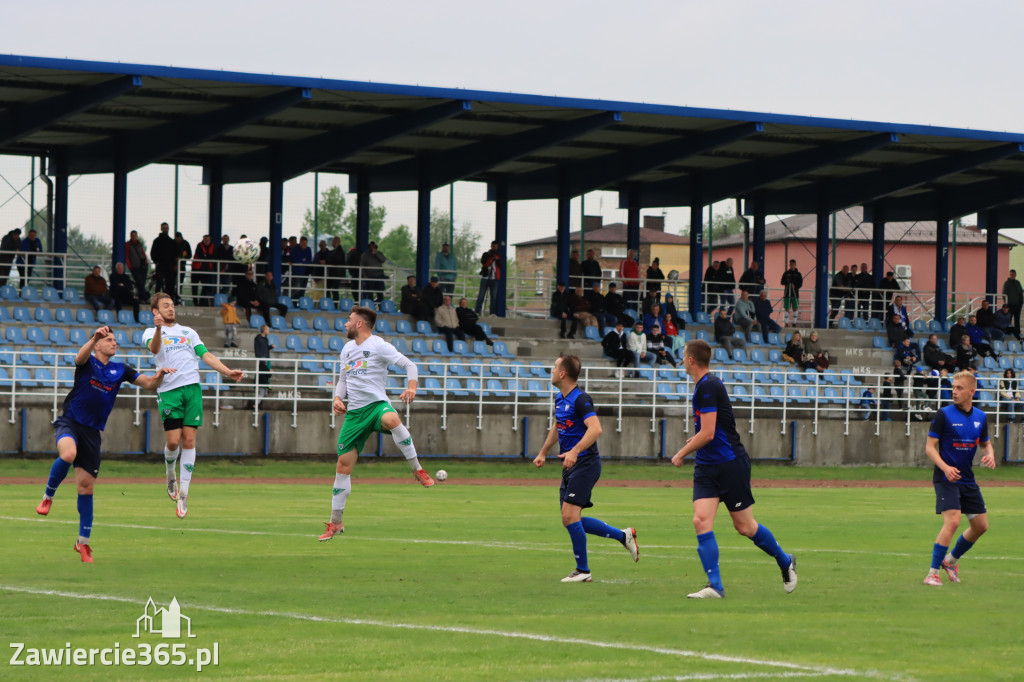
left=34, top=326, right=174, bottom=563
left=671, top=339, right=797, bottom=598
left=533, top=354, right=639, bottom=582
left=923, top=370, right=995, bottom=586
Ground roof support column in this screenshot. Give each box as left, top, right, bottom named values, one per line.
left=52, top=173, right=68, bottom=292
left=112, top=170, right=128, bottom=266
left=493, top=183, right=509, bottom=317
left=626, top=192, right=641, bottom=257
left=556, top=191, right=571, bottom=287
left=814, top=212, right=830, bottom=329
left=979, top=211, right=1000, bottom=302
left=934, top=216, right=949, bottom=324
left=689, top=202, right=704, bottom=320
left=752, top=209, right=766, bottom=273
left=207, top=167, right=223, bottom=244
left=355, top=175, right=370, bottom=254
left=416, top=181, right=431, bottom=288
left=269, top=178, right=284, bottom=293
left=870, top=204, right=886, bottom=292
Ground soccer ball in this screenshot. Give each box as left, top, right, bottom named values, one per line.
left=435, top=469, right=448, bottom=482
left=233, top=237, right=260, bottom=265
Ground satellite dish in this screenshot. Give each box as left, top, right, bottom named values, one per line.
left=667, top=269, right=680, bottom=280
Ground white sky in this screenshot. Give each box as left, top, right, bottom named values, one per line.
left=3, top=0, right=1024, bottom=254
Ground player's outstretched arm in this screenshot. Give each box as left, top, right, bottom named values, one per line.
left=133, top=367, right=177, bottom=390
left=389, top=351, right=419, bottom=404
left=76, top=326, right=111, bottom=365
left=147, top=313, right=163, bottom=354
left=200, top=351, right=245, bottom=382
left=671, top=411, right=717, bottom=467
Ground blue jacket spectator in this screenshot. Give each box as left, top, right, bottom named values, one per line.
left=19, top=228, right=43, bottom=279
left=859, top=387, right=876, bottom=420
left=754, top=290, right=781, bottom=334
left=642, top=304, right=665, bottom=335
left=433, top=243, right=457, bottom=292
left=893, top=338, right=920, bottom=366
left=289, top=238, right=313, bottom=277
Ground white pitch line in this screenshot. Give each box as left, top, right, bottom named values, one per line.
left=2, top=515, right=1022, bottom=563
left=0, top=584, right=877, bottom=679
left=570, top=673, right=864, bottom=681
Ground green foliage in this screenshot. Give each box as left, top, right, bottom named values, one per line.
left=67, top=225, right=111, bottom=257
left=428, top=209, right=481, bottom=272
left=378, top=223, right=416, bottom=269
left=301, top=186, right=388, bottom=250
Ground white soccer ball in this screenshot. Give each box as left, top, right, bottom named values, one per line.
left=435, top=469, right=448, bottom=482
left=233, top=237, right=260, bottom=265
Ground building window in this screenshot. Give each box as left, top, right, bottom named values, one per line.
left=534, top=270, right=545, bottom=295
left=602, top=247, right=626, bottom=259
left=534, top=248, right=545, bottom=260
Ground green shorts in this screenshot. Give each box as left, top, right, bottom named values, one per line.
left=157, top=383, right=204, bottom=430
left=783, top=296, right=800, bottom=311
left=337, top=401, right=396, bottom=456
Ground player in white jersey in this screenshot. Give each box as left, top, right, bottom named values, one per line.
left=143, top=293, right=244, bottom=518
left=319, top=305, right=434, bottom=541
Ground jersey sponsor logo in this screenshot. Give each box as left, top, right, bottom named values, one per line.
left=88, top=378, right=115, bottom=393
left=162, top=336, right=191, bottom=346
left=344, top=359, right=369, bottom=374
left=363, top=351, right=370, bottom=358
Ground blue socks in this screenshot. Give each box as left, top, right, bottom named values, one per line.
left=696, top=531, right=723, bottom=591
left=77, top=494, right=93, bottom=544
left=580, top=517, right=626, bottom=543
left=951, top=534, right=975, bottom=561
left=751, top=523, right=791, bottom=569
left=45, top=457, right=71, bottom=498
left=565, top=521, right=589, bottom=572
left=931, top=543, right=948, bottom=570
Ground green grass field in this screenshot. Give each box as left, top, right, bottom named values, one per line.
left=2, top=460, right=1023, bottom=681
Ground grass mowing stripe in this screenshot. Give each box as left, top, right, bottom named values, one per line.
left=574, top=673, right=862, bottom=681
left=0, top=584, right=877, bottom=679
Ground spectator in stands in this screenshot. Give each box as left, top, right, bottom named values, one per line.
left=641, top=289, right=659, bottom=317
left=846, top=264, right=859, bottom=318
left=550, top=281, right=577, bottom=339
left=605, top=282, right=629, bottom=326
left=280, top=238, right=292, bottom=294
left=174, top=231, right=191, bottom=264
left=570, top=286, right=597, bottom=329
left=257, top=237, right=269, bottom=275
left=829, top=265, right=852, bottom=321
left=125, top=230, right=149, bottom=301
left=647, top=324, right=677, bottom=367
left=938, top=368, right=952, bottom=404
left=19, top=228, right=42, bottom=282
left=955, top=334, right=980, bottom=371
left=618, top=248, right=640, bottom=307
left=109, top=262, right=140, bottom=322
left=738, top=260, right=765, bottom=295
left=235, top=269, right=260, bottom=321
left=257, top=271, right=289, bottom=319
left=220, top=297, right=241, bottom=348
left=892, top=358, right=910, bottom=396
left=663, top=312, right=685, bottom=354
left=435, top=295, right=466, bottom=353
left=192, top=234, right=217, bottom=307
left=457, top=297, right=493, bottom=346
left=782, top=331, right=805, bottom=365
left=754, top=290, right=781, bottom=335
left=1003, top=269, right=1023, bottom=339
left=475, top=240, right=501, bottom=315
left=780, top=259, right=803, bottom=326
left=627, top=321, right=655, bottom=376
left=645, top=257, right=664, bottom=298
left=313, top=239, right=331, bottom=295
left=568, top=249, right=583, bottom=290
left=703, top=259, right=721, bottom=314
left=215, top=234, right=239, bottom=294
left=966, top=314, right=998, bottom=358
left=0, top=227, right=21, bottom=287
left=879, top=375, right=897, bottom=420
left=853, top=263, right=873, bottom=318
left=732, top=289, right=757, bottom=341
left=360, top=241, right=386, bottom=302
left=84, top=265, right=114, bottom=312
left=327, top=237, right=346, bottom=299
left=975, top=299, right=1004, bottom=341
left=150, top=222, right=177, bottom=301
left=433, top=242, right=457, bottom=295
left=288, top=236, right=313, bottom=302
left=923, top=333, right=955, bottom=371
left=909, top=367, right=934, bottom=420
left=948, top=315, right=967, bottom=348
left=1000, top=368, right=1023, bottom=422
left=886, top=312, right=911, bottom=348
left=423, top=276, right=443, bottom=315
left=860, top=387, right=877, bottom=420
left=400, top=275, right=430, bottom=321
left=585, top=282, right=616, bottom=329
left=714, top=309, right=746, bottom=356
left=346, top=245, right=362, bottom=300
left=719, top=257, right=737, bottom=313
left=581, top=249, right=602, bottom=289
left=601, top=322, right=633, bottom=374
left=886, top=294, right=912, bottom=336
left=663, top=293, right=680, bottom=325
left=803, top=331, right=829, bottom=371
left=894, top=336, right=920, bottom=367
left=642, top=303, right=665, bottom=336
left=254, top=324, right=272, bottom=401
left=993, top=303, right=1017, bottom=341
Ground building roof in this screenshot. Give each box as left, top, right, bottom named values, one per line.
left=514, top=223, right=690, bottom=248
left=711, top=206, right=1017, bottom=247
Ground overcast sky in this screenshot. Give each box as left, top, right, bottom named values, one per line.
left=3, top=0, right=1024, bottom=255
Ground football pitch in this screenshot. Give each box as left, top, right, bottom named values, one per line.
left=2, top=460, right=1023, bottom=681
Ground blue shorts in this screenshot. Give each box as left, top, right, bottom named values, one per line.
left=934, top=480, right=986, bottom=515
left=693, top=455, right=755, bottom=511
left=53, top=416, right=102, bottom=478
left=559, top=455, right=601, bottom=509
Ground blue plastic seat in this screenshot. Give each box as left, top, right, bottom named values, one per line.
left=318, top=297, right=337, bottom=312
left=27, top=327, right=52, bottom=346
left=14, top=367, right=37, bottom=387
left=749, top=348, right=766, bottom=364
left=478, top=322, right=492, bottom=337
left=48, top=328, right=71, bottom=346
left=290, top=316, right=309, bottom=332
left=328, top=336, right=344, bottom=353
left=992, top=339, right=1005, bottom=353
left=312, top=316, right=329, bottom=332
left=271, top=315, right=287, bottom=331
left=999, top=356, right=1013, bottom=370
left=380, top=300, right=397, bottom=314
left=267, top=333, right=281, bottom=351
left=489, top=361, right=513, bottom=378
left=337, top=298, right=354, bottom=312
left=484, top=378, right=510, bottom=397
left=767, top=349, right=781, bottom=363
left=297, top=296, right=314, bottom=311
left=42, top=286, right=61, bottom=302
left=300, top=355, right=321, bottom=373
left=867, top=317, right=883, bottom=331
left=657, top=383, right=681, bottom=401
left=308, top=336, right=327, bottom=353
left=334, top=317, right=347, bottom=332
left=713, top=348, right=733, bottom=365
left=112, top=330, right=132, bottom=348
left=5, top=328, right=28, bottom=345
left=57, top=368, right=75, bottom=387
left=12, top=306, right=31, bottom=322
left=286, top=335, right=303, bottom=352
left=493, top=341, right=514, bottom=358
left=416, top=320, right=438, bottom=337
left=473, top=341, right=495, bottom=357
left=623, top=308, right=638, bottom=322
left=213, top=293, right=229, bottom=307
left=871, top=335, right=888, bottom=349
left=0, top=285, right=17, bottom=301
left=62, top=288, right=82, bottom=304
left=769, top=386, right=785, bottom=402
left=412, top=339, right=433, bottom=356
left=432, top=340, right=453, bottom=357
left=732, top=385, right=751, bottom=403
left=853, top=317, right=866, bottom=330
left=749, top=331, right=764, bottom=345
left=33, top=307, right=54, bottom=324
left=753, top=385, right=771, bottom=403
left=1007, top=340, right=1022, bottom=353
left=116, top=310, right=134, bottom=325
left=732, top=348, right=747, bottom=363
left=837, top=317, right=852, bottom=330
left=526, top=379, right=547, bottom=397
left=422, top=377, right=443, bottom=395
left=696, top=311, right=712, bottom=325
left=359, top=298, right=376, bottom=309
left=390, top=337, right=409, bottom=355
left=767, top=332, right=782, bottom=346
left=396, top=319, right=414, bottom=336
left=529, top=361, right=547, bottom=377
left=139, top=311, right=154, bottom=325
left=20, top=352, right=43, bottom=366
left=983, top=355, right=998, bottom=370
left=584, top=326, right=601, bottom=341
left=277, top=295, right=293, bottom=310
left=21, top=286, right=40, bottom=302
left=1014, top=357, right=1024, bottom=372
left=678, top=311, right=694, bottom=326
left=839, top=369, right=862, bottom=386
left=249, top=313, right=266, bottom=330
left=696, top=330, right=711, bottom=342
left=374, top=319, right=394, bottom=335
left=74, top=308, right=95, bottom=325
left=97, top=309, right=116, bottom=326
left=452, top=340, right=470, bottom=356
left=68, top=328, right=88, bottom=346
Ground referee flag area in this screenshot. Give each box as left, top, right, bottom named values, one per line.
left=2, top=460, right=1023, bottom=681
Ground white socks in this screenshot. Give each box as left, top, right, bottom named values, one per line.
left=389, top=424, right=421, bottom=472
left=164, top=446, right=179, bottom=482
left=179, top=448, right=197, bottom=498
left=330, top=473, right=351, bottom=524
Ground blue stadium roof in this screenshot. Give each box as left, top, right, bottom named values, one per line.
left=2, top=53, right=1024, bottom=223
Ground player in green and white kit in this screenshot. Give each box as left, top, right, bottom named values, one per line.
left=144, top=293, right=244, bottom=518
left=318, top=305, right=434, bottom=541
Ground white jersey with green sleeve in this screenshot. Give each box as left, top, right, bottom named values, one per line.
left=142, top=323, right=207, bottom=394
left=334, top=335, right=418, bottom=410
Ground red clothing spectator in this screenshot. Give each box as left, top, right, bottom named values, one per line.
left=618, top=249, right=640, bottom=304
